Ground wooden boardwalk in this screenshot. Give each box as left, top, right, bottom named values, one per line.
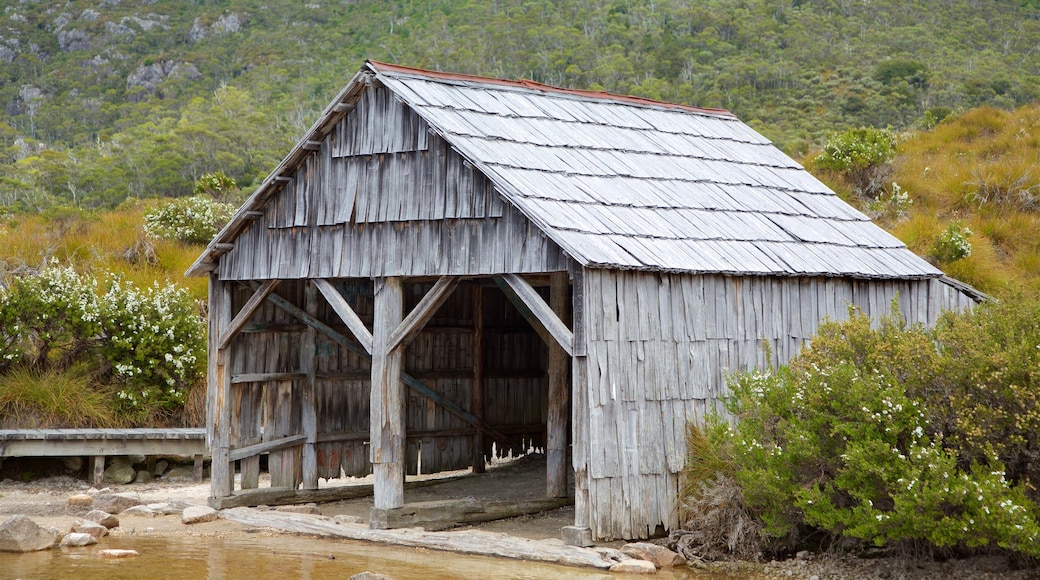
left=0, top=428, right=208, bottom=486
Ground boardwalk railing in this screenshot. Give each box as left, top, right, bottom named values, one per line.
left=0, top=428, right=208, bottom=486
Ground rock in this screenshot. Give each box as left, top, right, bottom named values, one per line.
left=98, top=549, right=140, bottom=559
left=333, top=515, right=363, bottom=525
left=620, top=542, right=684, bottom=568
left=796, top=550, right=810, bottom=560
left=84, top=510, right=119, bottom=529
left=181, top=505, right=219, bottom=525
left=163, top=464, right=197, bottom=480
left=0, top=515, right=57, bottom=553
left=61, top=456, right=84, bottom=472
left=71, top=521, right=108, bottom=538
left=275, top=504, right=321, bottom=515
left=103, top=459, right=136, bottom=484
left=68, top=494, right=93, bottom=507
left=349, top=573, right=391, bottom=580
left=133, top=469, right=154, bottom=484
left=93, top=492, right=142, bottom=514
left=150, top=499, right=192, bottom=515
left=60, top=532, right=97, bottom=547
left=154, top=460, right=169, bottom=476
left=120, top=505, right=162, bottom=518
left=609, top=559, right=657, bottom=574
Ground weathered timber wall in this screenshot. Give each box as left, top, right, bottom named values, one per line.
left=576, top=270, right=977, bottom=540
left=226, top=279, right=548, bottom=486
left=219, top=84, right=564, bottom=280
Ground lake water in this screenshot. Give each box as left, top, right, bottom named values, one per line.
left=0, top=533, right=740, bottom=579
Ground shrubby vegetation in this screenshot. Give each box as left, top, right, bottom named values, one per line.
left=0, top=264, right=205, bottom=426
left=144, top=193, right=236, bottom=244
left=678, top=299, right=1040, bottom=559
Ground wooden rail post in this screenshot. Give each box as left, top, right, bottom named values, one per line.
left=547, top=272, right=569, bottom=497
left=370, top=277, right=405, bottom=525
left=472, top=283, right=485, bottom=474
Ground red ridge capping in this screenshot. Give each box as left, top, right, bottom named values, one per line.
left=366, top=60, right=735, bottom=118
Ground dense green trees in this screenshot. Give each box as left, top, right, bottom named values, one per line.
left=1, top=0, right=1039, bottom=213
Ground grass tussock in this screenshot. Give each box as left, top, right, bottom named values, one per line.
left=0, top=365, right=120, bottom=428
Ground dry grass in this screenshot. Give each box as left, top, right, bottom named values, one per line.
left=0, top=365, right=120, bottom=428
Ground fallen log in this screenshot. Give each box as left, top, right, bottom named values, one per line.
left=219, top=507, right=626, bottom=569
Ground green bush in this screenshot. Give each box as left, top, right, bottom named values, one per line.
left=812, top=127, right=897, bottom=199
left=931, top=222, right=973, bottom=263
left=0, top=264, right=205, bottom=424
left=691, top=306, right=1040, bottom=558
left=143, top=194, right=235, bottom=245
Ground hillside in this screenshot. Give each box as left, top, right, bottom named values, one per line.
left=2, top=0, right=1040, bottom=211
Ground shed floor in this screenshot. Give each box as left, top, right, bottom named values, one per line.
left=317, top=453, right=577, bottom=541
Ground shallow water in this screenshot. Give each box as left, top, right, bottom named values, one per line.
left=0, top=533, right=735, bottom=580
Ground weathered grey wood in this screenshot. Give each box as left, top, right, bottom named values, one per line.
left=220, top=506, right=624, bottom=569
left=378, top=496, right=573, bottom=531
left=386, top=276, right=460, bottom=352
left=314, top=278, right=373, bottom=354
left=301, top=282, right=319, bottom=490
left=471, top=283, right=486, bottom=474
left=229, top=435, right=309, bottom=463
left=218, top=279, right=281, bottom=350
left=209, top=276, right=234, bottom=497
left=371, top=277, right=405, bottom=510
left=494, top=274, right=573, bottom=355
left=92, top=456, right=104, bottom=487
left=547, top=271, right=569, bottom=498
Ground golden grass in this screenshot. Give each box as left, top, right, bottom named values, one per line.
left=0, top=365, right=120, bottom=428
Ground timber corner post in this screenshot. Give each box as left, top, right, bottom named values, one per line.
left=565, top=266, right=594, bottom=546
left=208, top=274, right=234, bottom=501
left=370, top=276, right=406, bottom=528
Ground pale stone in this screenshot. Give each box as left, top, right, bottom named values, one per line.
left=152, top=499, right=192, bottom=515
left=163, top=464, right=196, bottom=480
left=181, top=505, right=219, bottom=524
left=98, top=549, right=139, bottom=559
left=0, top=515, right=57, bottom=552
left=561, top=525, right=594, bottom=547
left=120, top=505, right=162, bottom=518
left=333, top=515, right=363, bottom=525
left=93, top=492, right=141, bottom=514
left=349, top=573, right=391, bottom=580
left=275, top=504, right=321, bottom=515
left=154, top=459, right=169, bottom=476
left=68, top=494, right=93, bottom=507
left=620, top=542, right=684, bottom=568
left=609, top=559, right=657, bottom=574
left=103, top=459, right=135, bottom=484
left=84, top=510, right=119, bottom=529
left=133, top=469, right=154, bottom=483
left=71, top=520, right=108, bottom=538
left=60, top=532, right=97, bottom=547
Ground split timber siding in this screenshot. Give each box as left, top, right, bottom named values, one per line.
left=576, top=269, right=976, bottom=541
left=225, top=279, right=548, bottom=489
left=217, top=85, right=567, bottom=280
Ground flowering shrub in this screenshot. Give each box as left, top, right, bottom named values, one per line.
left=812, top=127, right=897, bottom=199
left=0, top=264, right=205, bottom=423
left=866, top=181, right=913, bottom=223
left=931, top=222, right=973, bottom=263
left=143, top=194, right=235, bottom=244
left=691, top=307, right=1040, bottom=558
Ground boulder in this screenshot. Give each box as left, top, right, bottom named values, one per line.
left=71, top=520, right=108, bottom=538
left=94, top=492, right=142, bottom=514
left=60, top=532, right=97, bottom=547
left=103, top=459, right=135, bottom=484
left=609, top=559, right=657, bottom=574
left=68, top=494, right=93, bottom=507
left=120, top=505, right=163, bottom=518
left=181, top=505, right=219, bottom=525
left=333, top=515, right=363, bottom=525
left=620, top=542, right=684, bottom=568
left=162, top=464, right=197, bottom=480
left=133, top=469, right=154, bottom=484
left=0, top=515, right=57, bottom=553
left=154, top=460, right=169, bottom=477
left=98, top=549, right=140, bottom=559
left=84, top=510, right=119, bottom=529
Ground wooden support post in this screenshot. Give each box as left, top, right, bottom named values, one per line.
left=472, top=283, right=486, bottom=474
left=547, top=272, right=569, bottom=497
left=193, top=454, right=204, bottom=482
left=92, top=455, right=104, bottom=487
left=568, top=267, right=593, bottom=543
left=301, top=282, right=319, bottom=490
left=209, top=275, right=234, bottom=498
left=371, top=277, right=405, bottom=517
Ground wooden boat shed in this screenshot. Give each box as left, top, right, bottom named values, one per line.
left=187, top=61, right=980, bottom=542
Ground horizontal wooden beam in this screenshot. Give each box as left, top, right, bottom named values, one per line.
left=231, top=372, right=307, bottom=384
left=218, top=279, right=280, bottom=351
left=314, top=278, right=373, bottom=354
left=386, top=276, right=460, bottom=352
left=302, top=140, right=322, bottom=150
left=495, top=274, right=573, bottom=356
left=229, top=434, right=307, bottom=462
left=211, top=242, right=235, bottom=252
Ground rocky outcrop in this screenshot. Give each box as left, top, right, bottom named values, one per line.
left=126, top=61, right=200, bottom=100
left=0, top=515, right=57, bottom=553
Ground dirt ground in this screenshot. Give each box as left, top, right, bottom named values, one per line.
left=2, top=455, right=1038, bottom=579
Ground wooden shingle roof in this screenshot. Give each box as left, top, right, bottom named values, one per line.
left=188, top=61, right=943, bottom=280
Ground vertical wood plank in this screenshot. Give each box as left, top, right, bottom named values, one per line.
left=471, top=283, right=486, bottom=474
left=547, top=271, right=570, bottom=497
left=209, top=275, right=234, bottom=498
left=301, top=282, right=319, bottom=489
left=371, top=277, right=405, bottom=511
